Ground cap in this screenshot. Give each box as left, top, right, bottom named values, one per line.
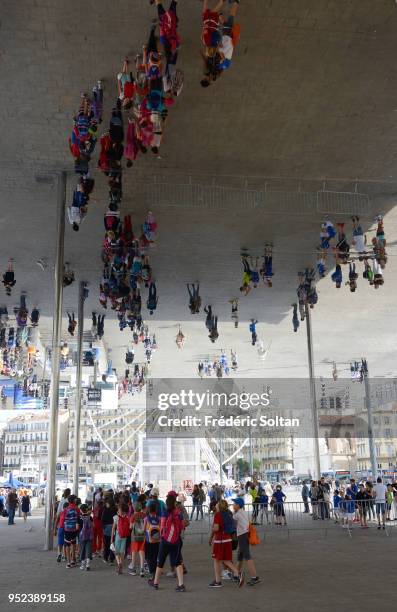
left=167, top=490, right=178, bottom=498
left=151, top=487, right=159, bottom=497
left=232, top=497, right=245, bottom=508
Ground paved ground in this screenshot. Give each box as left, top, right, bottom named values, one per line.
left=1, top=514, right=396, bottom=612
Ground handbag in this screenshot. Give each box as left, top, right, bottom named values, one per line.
left=248, top=523, right=260, bottom=546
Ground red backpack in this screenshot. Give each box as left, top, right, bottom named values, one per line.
left=162, top=509, right=182, bottom=544
left=117, top=515, right=130, bottom=538
left=160, top=11, right=181, bottom=52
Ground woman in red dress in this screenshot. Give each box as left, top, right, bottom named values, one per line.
left=209, top=499, right=243, bottom=587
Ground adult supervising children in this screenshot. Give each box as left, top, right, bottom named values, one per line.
left=232, top=497, right=260, bottom=586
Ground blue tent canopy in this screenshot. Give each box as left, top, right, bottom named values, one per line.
left=0, top=472, right=29, bottom=489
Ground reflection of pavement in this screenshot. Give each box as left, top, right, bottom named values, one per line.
left=1, top=515, right=396, bottom=612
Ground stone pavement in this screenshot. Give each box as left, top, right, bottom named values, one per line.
left=0, top=513, right=396, bottom=612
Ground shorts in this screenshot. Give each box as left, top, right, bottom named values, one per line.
left=274, top=504, right=285, bottom=517
left=57, top=527, right=65, bottom=547
left=376, top=502, right=386, bottom=515
left=156, top=540, right=183, bottom=569
left=131, top=540, right=145, bottom=552
left=347, top=512, right=355, bottom=521
left=222, top=15, right=235, bottom=37
left=114, top=533, right=127, bottom=555
left=237, top=532, right=251, bottom=562
left=64, top=530, right=78, bottom=546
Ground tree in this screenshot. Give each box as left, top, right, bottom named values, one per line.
left=236, top=458, right=249, bottom=477
left=253, top=458, right=261, bottom=472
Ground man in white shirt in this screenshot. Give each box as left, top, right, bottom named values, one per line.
left=232, top=497, right=260, bottom=586
left=374, top=477, right=387, bottom=530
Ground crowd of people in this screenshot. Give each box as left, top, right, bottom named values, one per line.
left=291, top=215, right=387, bottom=332
left=68, top=86, right=101, bottom=230
left=240, top=245, right=274, bottom=296
left=197, top=349, right=238, bottom=377
left=302, top=476, right=397, bottom=530
left=0, top=487, right=32, bottom=527
left=52, top=480, right=260, bottom=589
left=0, top=287, right=41, bottom=380
left=200, top=0, right=241, bottom=88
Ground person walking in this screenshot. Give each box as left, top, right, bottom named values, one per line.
left=190, top=485, right=201, bottom=521
left=301, top=481, right=310, bottom=513
left=21, top=490, right=31, bottom=528
left=67, top=313, right=77, bottom=336
left=187, top=283, right=201, bottom=314
left=6, top=489, right=19, bottom=525
left=102, top=498, right=116, bottom=564
left=2, top=259, right=16, bottom=296
left=232, top=497, right=260, bottom=586
left=374, top=476, right=387, bottom=530
left=209, top=499, right=243, bottom=588
left=249, top=319, right=258, bottom=346
left=148, top=492, right=187, bottom=591
left=147, top=282, right=158, bottom=315
left=79, top=504, right=94, bottom=571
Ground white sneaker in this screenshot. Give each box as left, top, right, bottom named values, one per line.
left=128, top=563, right=134, bottom=571
left=222, top=570, right=233, bottom=580
left=80, top=563, right=86, bottom=570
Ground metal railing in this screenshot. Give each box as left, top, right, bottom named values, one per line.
left=180, top=500, right=397, bottom=540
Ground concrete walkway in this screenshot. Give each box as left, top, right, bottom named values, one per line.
left=0, top=514, right=396, bottom=612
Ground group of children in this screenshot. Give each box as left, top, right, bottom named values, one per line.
left=100, top=209, right=159, bottom=379
left=197, top=349, right=238, bottom=378
left=321, top=215, right=387, bottom=291
left=99, top=0, right=183, bottom=175
left=292, top=267, right=318, bottom=329
left=68, top=86, right=101, bottom=230
left=125, top=327, right=158, bottom=366
left=55, top=486, right=190, bottom=592
left=292, top=214, right=388, bottom=332
left=240, top=246, right=274, bottom=296
left=200, top=0, right=241, bottom=88
left=118, top=363, right=150, bottom=398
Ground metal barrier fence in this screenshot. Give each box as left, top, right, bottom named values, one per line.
left=181, top=500, right=397, bottom=540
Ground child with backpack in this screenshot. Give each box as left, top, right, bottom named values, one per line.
left=56, top=501, right=69, bottom=563
left=144, top=501, right=161, bottom=579
left=129, top=502, right=146, bottom=577
left=200, top=0, right=241, bottom=87
left=63, top=495, right=81, bottom=568
left=148, top=491, right=187, bottom=592
left=111, top=502, right=130, bottom=574
left=79, top=504, right=94, bottom=571
left=209, top=499, right=243, bottom=588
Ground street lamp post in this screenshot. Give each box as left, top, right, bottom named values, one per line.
left=44, top=171, right=67, bottom=551
left=362, top=359, right=378, bottom=480
left=72, top=281, right=87, bottom=496
left=304, top=303, right=321, bottom=480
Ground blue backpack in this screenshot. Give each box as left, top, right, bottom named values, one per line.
left=147, top=90, right=165, bottom=113
left=221, top=510, right=236, bottom=534
left=64, top=506, right=78, bottom=532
